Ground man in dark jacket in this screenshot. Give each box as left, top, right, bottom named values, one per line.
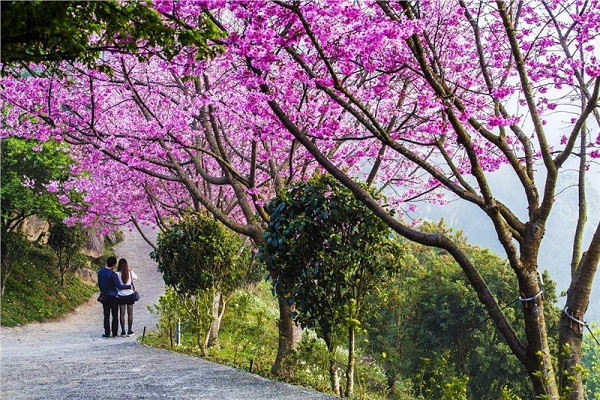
left=98, top=256, right=131, bottom=338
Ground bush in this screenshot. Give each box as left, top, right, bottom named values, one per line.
left=280, top=330, right=332, bottom=393
left=211, top=285, right=279, bottom=375
left=150, top=281, right=279, bottom=370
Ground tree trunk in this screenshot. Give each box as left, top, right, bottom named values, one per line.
left=325, top=335, right=341, bottom=397
left=557, top=127, right=593, bottom=400
left=559, top=224, right=600, bottom=400
left=519, top=270, right=560, bottom=399
left=194, top=299, right=208, bottom=357
left=270, top=296, right=302, bottom=377
left=345, top=325, right=356, bottom=398
left=570, top=125, right=587, bottom=279
left=205, top=289, right=225, bottom=350
left=558, top=311, right=584, bottom=400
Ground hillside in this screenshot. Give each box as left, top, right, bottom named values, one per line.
left=419, top=169, right=600, bottom=323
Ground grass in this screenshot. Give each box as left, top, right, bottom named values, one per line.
left=1, top=246, right=97, bottom=327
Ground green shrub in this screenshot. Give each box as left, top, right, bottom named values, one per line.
left=280, top=330, right=332, bottom=393
left=210, top=285, right=279, bottom=375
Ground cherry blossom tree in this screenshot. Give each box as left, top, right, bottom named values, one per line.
left=1, top=44, right=355, bottom=376
left=2, top=61, right=283, bottom=373
left=200, top=1, right=598, bottom=398
left=2, top=0, right=599, bottom=398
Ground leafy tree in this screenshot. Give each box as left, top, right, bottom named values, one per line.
left=366, top=223, right=560, bottom=399
left=151, top=214, right=254, bottom=352
left=1, top=137, right=78, bottom=235
left=0, top=0, right=222, bottom=70
left=0, top=137, right=84, bottom=285
left=261, top=174, right=399, bottom=397
left=47, top=221, right=86, bottom=286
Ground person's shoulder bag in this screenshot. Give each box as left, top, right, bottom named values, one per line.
left=132, top=282, right=140, bottom=302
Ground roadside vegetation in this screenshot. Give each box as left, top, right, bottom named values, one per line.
left=0, top=230, right=122, bottom=327
left=144, top=177, right=599, bottom=399
left=0, top=136, right=118, bottom=327
left=0, top=243, right=95, bottom=326
left=145, top=253, right=600, bottom=400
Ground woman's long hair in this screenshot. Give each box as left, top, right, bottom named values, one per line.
left=117, top=258, right=130, bottom=284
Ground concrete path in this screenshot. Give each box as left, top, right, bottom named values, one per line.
left=0, top=227, right=336, bottom=400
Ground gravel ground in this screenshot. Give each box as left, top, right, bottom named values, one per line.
left=0, top=227, right=336, bottom=400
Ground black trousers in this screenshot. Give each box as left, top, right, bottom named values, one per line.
left=103, top=295, right=119, bottom=336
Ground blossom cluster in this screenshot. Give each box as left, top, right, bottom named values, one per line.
left=1, top=0, right=598, bottom=232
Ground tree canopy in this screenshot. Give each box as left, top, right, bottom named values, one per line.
left=261, top=173, right=399, bottom=396
left=152, top=214, right=248, bottom=297
left=0, top=0, right=222, bottom=70
left=365, top=222, right=560, bottom=399
left=1, top=137, right=82, bottom=235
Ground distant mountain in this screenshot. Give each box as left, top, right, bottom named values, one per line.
left=417, top=170, right=600, bottom=324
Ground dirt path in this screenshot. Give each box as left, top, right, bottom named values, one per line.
left=0, top=227, right=335, bottom=400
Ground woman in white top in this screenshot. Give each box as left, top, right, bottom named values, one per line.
left=116, top=258, right=137, bottom=337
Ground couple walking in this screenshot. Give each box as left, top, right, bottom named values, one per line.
left=97, top=256, right=138, bottom=338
